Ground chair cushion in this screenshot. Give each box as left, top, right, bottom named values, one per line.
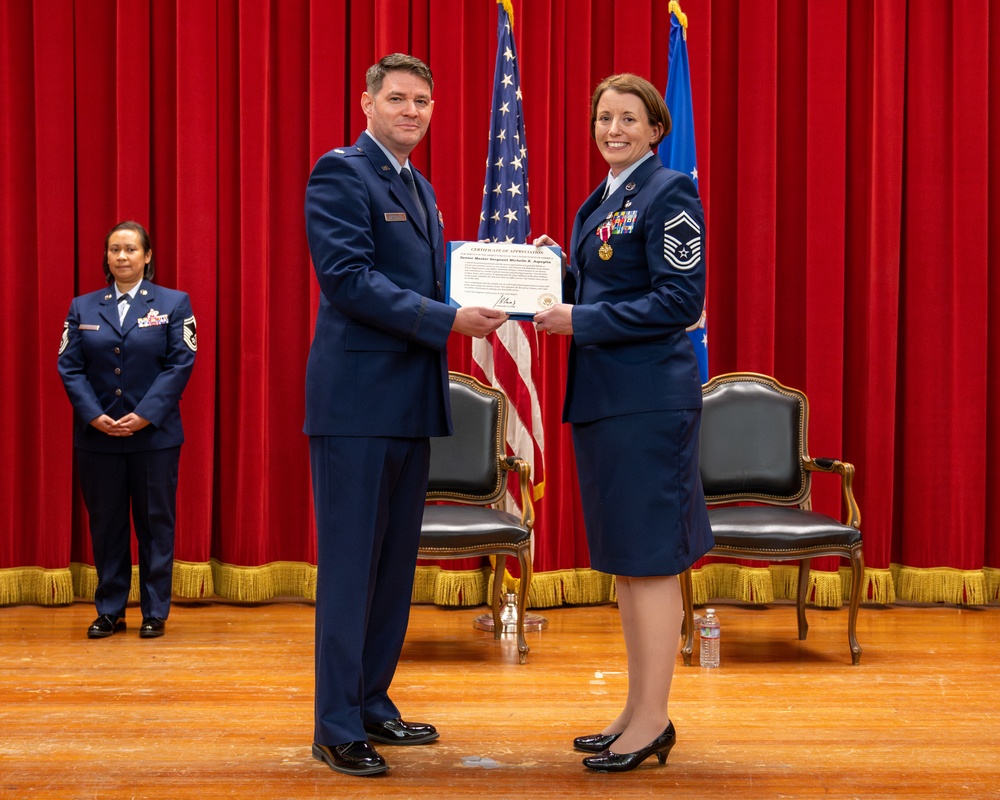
left=708, top=506, right=862, bottom=553
left=420, top=505, right=531, bottom=550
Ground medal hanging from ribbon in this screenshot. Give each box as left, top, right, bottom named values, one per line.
left=597, top=221, right=613, bottom=261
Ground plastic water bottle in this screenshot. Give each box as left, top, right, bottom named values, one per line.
left=499, top=590, right=518, bottom=633
left=699, top=608, right=720, bottom=668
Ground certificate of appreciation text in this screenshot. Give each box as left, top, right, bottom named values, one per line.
left=446, top=241, right=563, bottom=320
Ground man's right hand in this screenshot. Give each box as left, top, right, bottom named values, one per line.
left=451, top=307, right=509, bottom=338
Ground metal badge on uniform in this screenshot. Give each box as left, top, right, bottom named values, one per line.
left=140, top=289, right=148, bottom=295
left=183, top=315, right=198, bottom=352
left=625, top=182, right=636, bottom=191
left=381, top=165, right=391, bottom=171
left=334, top=149, right=345, bottom=154
left=662, top=210, right=702, bottom=271
left=58, top=321, right=69, bottom=355
left=80, top=324, right=100, bottom=331
left=104, top=293, right=113, bottom=300
left=384, top=212, right=407, bottom=222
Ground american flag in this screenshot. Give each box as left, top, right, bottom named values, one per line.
left=473, top=0, right=545, bottom=505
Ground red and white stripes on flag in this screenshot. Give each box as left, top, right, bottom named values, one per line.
left=472, top=322, right=545, bottom=506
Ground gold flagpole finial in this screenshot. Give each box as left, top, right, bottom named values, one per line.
left=669, top=0, right=689, bottom=31
left=498, top=0, right=515, bottom=29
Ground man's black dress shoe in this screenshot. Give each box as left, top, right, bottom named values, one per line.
left=139, top=618, right=166, bottom=638
left=573, top=731, right=622, bottom=753
left=312, top=741, right=388, bottom=776
left=363, top=718, right=440, bottom=745
left=87, top=614, right=125, bottom=639
left=582, top=721, right=676, bottom=772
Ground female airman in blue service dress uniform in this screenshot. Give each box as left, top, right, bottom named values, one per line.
left=58, top=221, right=197, bottom=640
left=533, top=73, right=713, bottom=773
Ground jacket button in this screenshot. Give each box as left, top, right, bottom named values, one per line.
left=114, top=368, right=121, bottom=375
left=114, top=347, right=121, bottom=354
left=115, top=389, right=122, bottom=396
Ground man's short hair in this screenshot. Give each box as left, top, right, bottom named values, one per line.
left=366, top=53, right=434, bottom=95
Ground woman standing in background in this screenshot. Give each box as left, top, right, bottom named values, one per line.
left=58, top=221, right=197, bottom=640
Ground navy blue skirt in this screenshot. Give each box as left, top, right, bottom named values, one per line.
left=571, top=409, right=714, bottom=577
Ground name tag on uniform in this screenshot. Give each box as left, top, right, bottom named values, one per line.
left=384, top=212, right=407, bottom=222
left=80, top=324, right=100, bottom=331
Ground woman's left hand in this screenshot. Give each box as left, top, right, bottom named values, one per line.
left=534, top=304, right=574, bottom=336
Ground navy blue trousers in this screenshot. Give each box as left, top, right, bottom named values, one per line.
left=76, top=446, right=180, bottom=620
left=309, top=435, right=430, bottom=747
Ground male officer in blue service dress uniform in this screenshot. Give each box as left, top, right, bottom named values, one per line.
left=303, top=53, right=507, bottom=777
left=58, top=221, right=196, bottom=641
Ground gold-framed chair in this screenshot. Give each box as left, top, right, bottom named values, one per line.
left=418, top=372, right=534, bottom=663
left=680, top=372, right=865, bottom=665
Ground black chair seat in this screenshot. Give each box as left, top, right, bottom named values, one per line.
left=420, top=505, right=531, bottom=550
left=708, top=506, right=863, bottom=553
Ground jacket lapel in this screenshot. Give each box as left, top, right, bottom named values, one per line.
left=577, top=156, right=663, bottom=246
left=355, top=135, right=431, bottom=245
left=98, top=290, right=120, bottom=332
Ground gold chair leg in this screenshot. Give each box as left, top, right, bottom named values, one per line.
left=516, top=547, right=532, bottom=664
left=679, top=569, right=695, bottom=666
left=848, top=549, right=864, bottom=665
left=796, top=558, right=812, bottom=640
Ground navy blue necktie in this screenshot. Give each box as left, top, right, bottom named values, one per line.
left=400, top=167, right=427, bottom=230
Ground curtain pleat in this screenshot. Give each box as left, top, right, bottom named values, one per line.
left=2, top=0, right=998, bottom=609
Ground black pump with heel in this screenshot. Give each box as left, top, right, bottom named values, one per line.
left=581, top=721, right=676, bottom=772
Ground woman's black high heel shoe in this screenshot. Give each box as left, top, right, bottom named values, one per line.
left=573, top=732, right=622, bottom=753
left=581, top=721, right=676, bottom=772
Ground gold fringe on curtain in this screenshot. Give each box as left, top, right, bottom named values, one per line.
left=174, top=560, right=215, bottom=598
left=411, top=566, right=618, bottom=608
left=854, top=566, right=896, bottom=605
left=690, top=563, right=897, bottom=609
left=985, top=567, right=1000, bottom=602
left=411, top=565, right=493, bottom=606
left=891, top=564, right=988, bottom=605
left=763, top=564, right=847, bottom=606
left=0, top=567, right=74, bottom=606
left=209, top=559, right=318, bottom=602
left=7, top=562, right=998, bottom=607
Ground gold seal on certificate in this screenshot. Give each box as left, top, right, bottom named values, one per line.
left=446, top=242, right=563, bottom=320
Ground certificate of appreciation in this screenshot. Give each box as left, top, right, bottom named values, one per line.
left=446, top=241, right=563, bottom=320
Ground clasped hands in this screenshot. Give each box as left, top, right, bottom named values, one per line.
left=90, top=413, right=150, bottom=437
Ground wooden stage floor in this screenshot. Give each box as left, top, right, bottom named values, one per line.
left=1, top=599, right=998, bottom=799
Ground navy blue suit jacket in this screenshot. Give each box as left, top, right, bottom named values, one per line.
left=57, top=280, right=197, bottom=452
left=303, top=135, right=457, bottom=438
left=565, top=156, right=706, bottom=423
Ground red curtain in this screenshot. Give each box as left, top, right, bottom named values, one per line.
left=2, top=0, right=997, bottom=608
